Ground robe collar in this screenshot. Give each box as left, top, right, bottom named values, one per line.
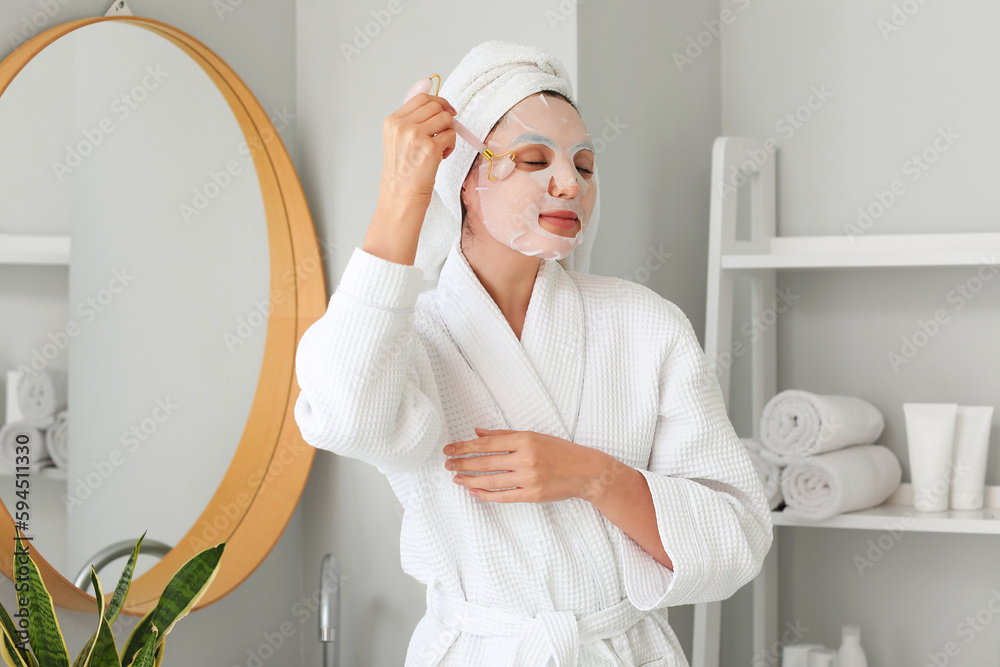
left=435, top=236, right=586, bottom=442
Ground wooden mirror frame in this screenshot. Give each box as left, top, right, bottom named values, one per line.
left=0, top=15, right=323, bottom=615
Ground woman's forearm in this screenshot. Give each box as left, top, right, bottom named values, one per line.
left=580, top=449, right=674, bottom=570
left=362, top=197, right=428, bottom=266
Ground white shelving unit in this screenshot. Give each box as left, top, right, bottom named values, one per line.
left=1, top=235, right=71, bottom=482
left=0, top=234, right=71, bottom=265
left=771, top=482, right=1000, bottom=534
left=691, top=136, right=1000, bottom=667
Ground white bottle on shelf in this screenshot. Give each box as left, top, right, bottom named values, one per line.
left=837, top=625, right=868, bottom=667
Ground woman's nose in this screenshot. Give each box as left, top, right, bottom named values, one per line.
left=548, top=160, right=580, bottom=198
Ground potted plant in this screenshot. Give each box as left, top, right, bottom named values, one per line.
left=0, top=531, right=224, bottom=667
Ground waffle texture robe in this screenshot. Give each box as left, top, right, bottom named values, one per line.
left=293, top=236, right=773, bottom=666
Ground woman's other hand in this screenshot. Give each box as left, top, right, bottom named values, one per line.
left=443, top=428, right=624, bottom=504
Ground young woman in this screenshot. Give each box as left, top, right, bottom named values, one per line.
left=294, top=41, right=772, bottom=666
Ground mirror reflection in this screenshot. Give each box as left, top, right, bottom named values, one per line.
left=0, top=21, right=269, bottom=588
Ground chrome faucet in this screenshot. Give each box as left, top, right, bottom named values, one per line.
left=73, top=538, right=173, bottom=592
left=319, top=553, right=340, bottom=667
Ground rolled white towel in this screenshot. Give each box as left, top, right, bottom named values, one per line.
left=741, top=438, right=784, bottom=510
left=16, top=368, right=68, bottom=429
left=780, top=444, right=902, bottom=521
left=0, top=420, right=52, bottom=473
left=760, top=389, right=884, bottom=464
left=45, top=409, right=69, bottom=470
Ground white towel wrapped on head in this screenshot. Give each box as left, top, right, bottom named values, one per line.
left=760, top=389, right=884, bottom=464
left=0, top=420, right=52, bottom=473
left=16, top=368, right=68, bottom=429
left=780, top=444, right=902, bottom=521
left=741, top=438, right=784, bottom=510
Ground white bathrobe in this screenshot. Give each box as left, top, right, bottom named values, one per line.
left=293, top=236, right=773, bottom=666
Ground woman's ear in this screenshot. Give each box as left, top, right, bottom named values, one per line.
left=460, top=168, right=477, bottom=211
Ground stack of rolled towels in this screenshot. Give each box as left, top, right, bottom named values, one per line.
left=0, top=369, right=69, bottom=474
left=742, top=389, right=902, bottom=521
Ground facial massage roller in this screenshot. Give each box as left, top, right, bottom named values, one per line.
left=404, top=75, right=516, bottom=181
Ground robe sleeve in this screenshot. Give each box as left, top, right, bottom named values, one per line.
left=618, top=302, right=773, bottom=610
left=293, top=246, right=445, bottom=474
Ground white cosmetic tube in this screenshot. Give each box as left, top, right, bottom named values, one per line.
left=903, top=403, right=958, bottom=512
left=949, top=406, right=994, bottom=510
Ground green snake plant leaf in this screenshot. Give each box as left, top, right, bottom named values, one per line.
left=122, top=626, right=156, bottom=667
left=0, top=622, right=29, bottom=667
left=15, top=534, right=69, bottom=667
left=104, top=532, right=146, bottom=626
left=83, top=569, right=121, bottom=667
left=70, top=568, right=102, bottom=667
left=69, top=631, right=92, bottom=664
left=87, top=614, right=121, bottom=667
left=150, top=641, right=163, bottom=667
left=119, top=543, right=224, bottom=663
left=0, top=596, right=36, bottom=667
left=72, top=532, right=147, bottom=667
left=118, top=615, right=152, bottom=667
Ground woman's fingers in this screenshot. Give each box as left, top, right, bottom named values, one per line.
left=447, top=452, right=514, bottom=473
left=397, top=93, right=457, bottom=121
left=406, top=99, right=454, bottom=125
left=431, top=128, right=456, bottom=160
left=454, top=471, right=520, bottom=491
left=420, top=110, right=457, bottom=137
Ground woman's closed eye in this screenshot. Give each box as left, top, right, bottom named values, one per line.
left=523, top=160, right=594, bottom=176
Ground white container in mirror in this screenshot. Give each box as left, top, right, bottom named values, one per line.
left=783, top=644, right=824, bottom=667
left=808, top=648, right=839, bottom=666
left=837, top=625, right=868, bottom=667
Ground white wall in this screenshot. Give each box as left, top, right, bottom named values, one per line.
left=294, top=2, right=575, bottom=664
left=579, top=0, right=725, bottom=343
left=577, top=1, right=729, bottom=661
left=722, top=1, right=1000, bottom=664
left=0, top=2, right=305, bottom=666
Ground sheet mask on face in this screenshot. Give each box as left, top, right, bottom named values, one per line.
left=473, top=94, right=597, bottom=260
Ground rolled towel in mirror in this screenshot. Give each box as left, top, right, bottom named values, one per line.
left=760, top=389, right=884, bottom=464
left=780, top=444, right=901, bottom=521
left=16, top=368, right=68, bottom=429
left=741, top=438, right=784, bottom=510
left=45, top=409, right=69, bottom=470
left=0, top=420, right=52, bottom=473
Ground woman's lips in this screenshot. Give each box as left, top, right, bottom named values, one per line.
left=538, top=210, right=579, bottom=230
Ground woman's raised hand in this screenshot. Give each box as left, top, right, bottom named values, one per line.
left=363, top=93, right=457, bottom=266
left=379, top=93, right=457, bottom=207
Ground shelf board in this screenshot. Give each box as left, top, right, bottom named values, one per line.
left=0, top=234, right=71, bottom=265
left=0, top=466, right=67, bottom=480
left=772, top=484, right=1000, bottom=534
left=722, top=231, right=1000, bottom=270
left=39, top=466, right=67, bottom=480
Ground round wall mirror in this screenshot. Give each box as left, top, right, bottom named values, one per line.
left=0, top=16, right=323, bottom=614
